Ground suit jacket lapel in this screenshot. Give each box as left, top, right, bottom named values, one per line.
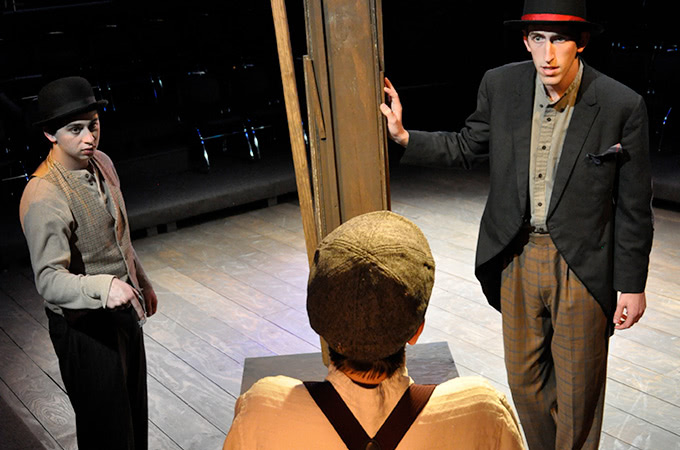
left=547, top=64, right=600, bottom=219
left=511, top=65, right=535, bottom=213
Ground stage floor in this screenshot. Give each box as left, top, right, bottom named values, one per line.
left=1, top=164, right=679, bottom=449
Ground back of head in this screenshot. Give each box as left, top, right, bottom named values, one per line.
left=307, top=211, right=435, bottom=362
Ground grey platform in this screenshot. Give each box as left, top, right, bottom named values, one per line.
left=240, top=341, right=458, bottom=395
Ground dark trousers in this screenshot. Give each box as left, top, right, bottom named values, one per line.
left=47, top=307, right=148, bottom=450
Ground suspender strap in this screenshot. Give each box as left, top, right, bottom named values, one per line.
left=373, top=383, right=437, bottom=449
left=304, top=381, right=437, bottom=450
left=304, top=381, right=370, bottom=449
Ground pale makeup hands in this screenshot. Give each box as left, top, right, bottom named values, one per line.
left=107, top=277, right=145, bottom=321
left=379, top=77, right=410, bottom=147
left=613, top=292, right=646, bottom=330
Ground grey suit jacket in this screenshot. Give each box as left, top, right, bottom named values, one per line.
left=403, top=60, right=653, bottom=322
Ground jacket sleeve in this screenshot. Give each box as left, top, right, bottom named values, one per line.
left=400, top=72, right=492, bottom=169
left=612, top=96, right=654, bottom=293
left=19, top=178, right=113, bottom=310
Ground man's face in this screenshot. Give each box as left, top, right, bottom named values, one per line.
left=523, top=26, right=587, bottom=99
left=45, top=110, right=100, bottom=170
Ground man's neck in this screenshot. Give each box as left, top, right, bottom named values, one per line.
left=342, top=369, right=388, bottom=386
left=51, top=147, right=90, bottom=170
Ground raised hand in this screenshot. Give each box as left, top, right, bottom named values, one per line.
left=380, top=77, right=410, bottom=147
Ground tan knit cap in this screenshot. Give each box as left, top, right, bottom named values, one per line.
left=307, top=211, right=435, bottom=361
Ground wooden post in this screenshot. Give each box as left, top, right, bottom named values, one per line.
left=304, top=0, right=389, bottom=238
left=271, top=0, right=389, bottom=366
left=270, top=0, right=318, bottom=265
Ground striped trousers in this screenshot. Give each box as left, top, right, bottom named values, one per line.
left=47, top=307, right=148, bottom=450
left=501, top=233, right=608, bottom=450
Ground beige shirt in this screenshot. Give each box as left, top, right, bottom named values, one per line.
left=529, top=61, right=583, bottom=232
left=19, top=150, right=147, bottom=314
left=223, top=365, right=524, bottom=449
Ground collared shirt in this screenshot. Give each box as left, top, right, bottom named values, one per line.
left=529, top=61, right=583, bottom=232
left=19, top=150, right=145, bottom=314
left=223, top=364, right=524, bottom=449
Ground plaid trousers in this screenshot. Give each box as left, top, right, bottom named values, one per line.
left=501, top=233, right=608, bottom=450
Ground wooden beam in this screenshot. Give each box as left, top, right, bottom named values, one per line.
left=270, top=0, right=319, bottom=266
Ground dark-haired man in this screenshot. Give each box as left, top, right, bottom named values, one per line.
left=224, top=211, right=524, bottom=449
left=380, top=0, right=653, bottom=448
left=20, top=76, right=157, bottom=449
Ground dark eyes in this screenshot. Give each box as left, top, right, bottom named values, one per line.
left=67, top=122, right=98, bottom=135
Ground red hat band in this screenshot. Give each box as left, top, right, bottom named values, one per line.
left=522, top=13, right=587, bottom=22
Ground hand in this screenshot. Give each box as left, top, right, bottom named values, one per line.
left=141, top=286, right=158, bottom=317
left=107, top=278, right=145, bottom=321
left=379, top=77, right=410, bottom=147
left=613, top=292, right=646, bottom=330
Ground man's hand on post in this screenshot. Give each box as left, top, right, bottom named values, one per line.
left=107, top=278, right=146, bottom=321
left=380, top=77, right=410, bottom=147
left=613, top=292, right=646, bottom=330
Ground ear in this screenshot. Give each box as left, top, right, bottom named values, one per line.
left=407, top=321, right=425, bottom=346
left=523, top=34, right=531, bottom=52
left=577, top=32, right=590, bottom=53
left=43, top=130, right=57, bottom=144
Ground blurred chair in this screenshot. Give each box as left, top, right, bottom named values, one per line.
left=93, top=70, right=184, bottom=162
left=176, top=70, right=255, bottom=172
left=650, top=44, right=679, bottom=153
left=0, top=92, right=32, bottom=208
left=229, top=60, right=288, bottom=158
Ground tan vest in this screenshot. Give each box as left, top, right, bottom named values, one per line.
left=34, top=151, right=140, bottom=289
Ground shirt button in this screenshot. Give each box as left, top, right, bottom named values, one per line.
left=538, top=202, right=543, bottom=207
left=538, top=173, right=543, bottom=178
left=542, top=145, right=547, bottom=150
left=546, top=117, right=552, bottom=122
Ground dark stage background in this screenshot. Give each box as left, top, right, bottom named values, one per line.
left=1, top=0, right=678, bottom=210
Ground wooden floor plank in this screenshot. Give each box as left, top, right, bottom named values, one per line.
left=148, top=420, right=182, bottom=450
left=0, top=378, right=60, bottom=450
left=0, top=269, right=50, bottom=329
left=0, top=330, right=76, bottom=449
left=3, top=165, right=679, bottom=449
left=145, top=315, right=243, bottom=400
left=607, top=355, right=680, bottom=408
left=147, top=376, right=225, bottom=450
left=0, top=291, right=63, bottom=389
left=602, top=404, right=680, bottom=450
left=147, top=266, right=318, bottom=356
left=144, top=333, right=237, bottom=431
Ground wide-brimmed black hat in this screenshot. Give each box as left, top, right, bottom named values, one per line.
left=504, top=0, right=603, bottom=35
left=34, top=76, right=108, bottom=127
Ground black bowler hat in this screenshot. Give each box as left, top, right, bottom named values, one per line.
left=34, top=76, right=108, bottom=127
left=504, top=0, right=603, bottom=35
